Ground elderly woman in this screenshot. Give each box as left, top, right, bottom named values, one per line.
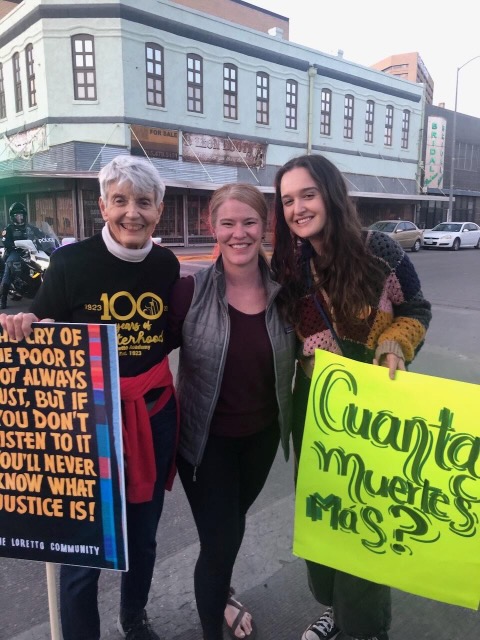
left=0, top=155, right=179, bottom=640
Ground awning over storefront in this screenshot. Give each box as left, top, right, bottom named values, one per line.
left=350, top=192, right=450, bottom=201
left=0, top=170, right=451, bottom=201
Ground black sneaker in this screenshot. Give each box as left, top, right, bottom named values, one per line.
left=301, top=608, right=339, bottom=640
left=117, top=610, right=160, bottom=640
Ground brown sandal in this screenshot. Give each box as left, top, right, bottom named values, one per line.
left=225, top=588, right=257, bottom=640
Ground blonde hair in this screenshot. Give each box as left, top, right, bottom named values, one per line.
left=209, top=183, right=268, bottom=232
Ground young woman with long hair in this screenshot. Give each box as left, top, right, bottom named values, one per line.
left=271, top=154, right=431, bottom=640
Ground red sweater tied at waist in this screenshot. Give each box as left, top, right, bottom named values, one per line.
left=120, top=358, right=178, bottom=503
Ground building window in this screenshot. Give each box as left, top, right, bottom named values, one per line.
left=344, top=94, right=354, bottom=139
left=320, top=88, right=332, bottom=135
left=285, top=79, right=297, bottom=129
left=25, top=44, right=36, bottom=107
left=12, top=52, right=22, bottom=112
left=456, top=141, right=480, bottom=171
left=223, top=64, right=237, bottom=119
left=256, top=72, right=269, bottom=125
left=145, top=43, right=164, bottom=107
left=0, top=64, right=6, bottom=119
left=187, top=54, right=203, bottom=113
left=401, top=109, right=410, bottom=149
left=384, top=105, right=394, bottom=146
left=365, top=100, right=374, bottom=143
left=71, top=35, right=97, bottom=100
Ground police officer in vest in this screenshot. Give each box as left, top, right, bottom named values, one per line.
left=1, top=202, right=30, bottom=309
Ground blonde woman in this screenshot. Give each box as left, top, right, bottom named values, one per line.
left=168, top=184, right=295, bottom=640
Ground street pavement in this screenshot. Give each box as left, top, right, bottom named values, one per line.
left=2, top=247, right=480, bottom=640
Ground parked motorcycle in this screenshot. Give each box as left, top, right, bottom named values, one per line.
left=0, top=222, right=58, bottom=303
left=1, top=239, right=48, bottom=301
left=28, top=221, right=61, bottom=256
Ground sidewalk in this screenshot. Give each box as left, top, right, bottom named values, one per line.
left=10, top=481, right=480, bottom=640
left=7, top=417, right=479, bottom=640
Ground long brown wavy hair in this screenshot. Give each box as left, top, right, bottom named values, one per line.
left=271, top=154, right=385, bottom=325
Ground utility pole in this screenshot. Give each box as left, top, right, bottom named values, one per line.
left=447, top=56, right=480, bottom=222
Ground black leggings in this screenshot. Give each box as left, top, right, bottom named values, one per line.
left=177, top=421, right=280, bottom=640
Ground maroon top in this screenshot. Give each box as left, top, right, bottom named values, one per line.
left=168, top=276, right=278, bottom=437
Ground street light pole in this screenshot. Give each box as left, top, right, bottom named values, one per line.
left=447, top=55, right=480, bottom=222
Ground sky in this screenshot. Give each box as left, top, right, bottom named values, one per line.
left=253, top=0, right=480, bottom=118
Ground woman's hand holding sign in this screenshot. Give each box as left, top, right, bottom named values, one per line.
left=373, top=352, right=406, bottom=380
left=0, top=312, right=54, bottom=342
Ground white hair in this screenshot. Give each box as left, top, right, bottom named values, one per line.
left=98, top=155, right=166, bottom=206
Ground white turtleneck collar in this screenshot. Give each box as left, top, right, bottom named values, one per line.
left=101, top=223, right=153, bottom=262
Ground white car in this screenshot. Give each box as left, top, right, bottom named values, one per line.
left=422, top=222, right=480, bottom=250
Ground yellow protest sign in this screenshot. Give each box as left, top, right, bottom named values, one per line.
left=294, top=350, right=480, bottom=610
